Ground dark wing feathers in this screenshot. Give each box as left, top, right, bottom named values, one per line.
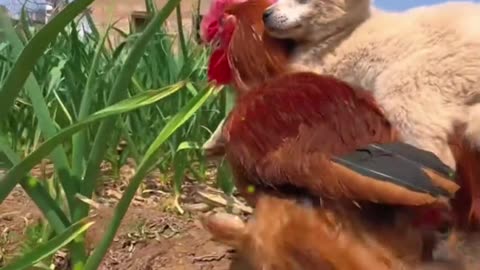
left=331, top=143, right=453, bottom=198
left=369, top=143, right=455, bottom=178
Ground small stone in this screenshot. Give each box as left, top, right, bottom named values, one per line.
left=231, top=207, right=241, bottom=215
left=183, top=203, right=211, bottom=213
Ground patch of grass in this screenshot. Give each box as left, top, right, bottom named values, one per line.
left=0, top=0, right=232, bottom=268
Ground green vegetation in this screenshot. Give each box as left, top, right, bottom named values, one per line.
left=0, top=0, right=233, bottom=269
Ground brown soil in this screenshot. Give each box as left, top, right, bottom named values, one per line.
left=0, top=163, right=246, bottom=270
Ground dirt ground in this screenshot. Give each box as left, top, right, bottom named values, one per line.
left=0, top=163, right=249, bottom=270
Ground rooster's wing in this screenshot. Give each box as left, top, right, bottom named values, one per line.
left=224, top=72, right=459, bottom=206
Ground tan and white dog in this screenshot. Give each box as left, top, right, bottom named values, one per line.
left=261, top=0, right=480, bottom=169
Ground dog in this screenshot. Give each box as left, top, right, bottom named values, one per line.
left=262, top=0, right=480, bottom=170
left=201, top=195, right=475, bottom=269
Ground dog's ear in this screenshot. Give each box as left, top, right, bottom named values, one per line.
left=200, top=212, right=247, bottom=248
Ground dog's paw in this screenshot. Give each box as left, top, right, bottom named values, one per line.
left=199, top=212, right=246, bottom=248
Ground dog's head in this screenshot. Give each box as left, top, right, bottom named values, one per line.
left=262, top=0, right=371, bottom=41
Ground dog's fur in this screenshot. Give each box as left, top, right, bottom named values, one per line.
left=263, top=0, right=480, bottom=169
left=201, top=195, right=476, bottom=270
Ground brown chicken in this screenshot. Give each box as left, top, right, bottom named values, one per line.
left=201, top=71, right=476, bottom=269
left=201, top=0, right=294, bottom=159
left=200, top=0, right=480, bottom=268
left=202, top=0, right=480, bottom=230
left=202, top=72, right=462, bottom=269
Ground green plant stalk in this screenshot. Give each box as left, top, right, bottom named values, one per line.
left=72, top=24, right=112, bottom=178
left=26, top=75, right=78, bottom=212
left=145, top=0, right=157, bottom=12
left=0, top=0, right=95, bottom=119
left=78, top=0, right=183, bottom=207
left=176, top=5, right=188, bottom=59
left=1, top=82, right=184, bottom=269
left=0, top=141, right=70, bottom=234
left=84, top=84, right=216, bottom=270
left=71, top=5, right=183, bottom=268
left=19, top=7, right=33, bottom=40
left=20, top=177, right=71, bottom=233
left=0, top=84, right=184, bottom=205
left=120, top=123, right=141, bottom=162
left=0, top=5, right=77, bottom=215
left=72, top=0, right=117, bottom=179
left=1, top=217, right=94, bottom=270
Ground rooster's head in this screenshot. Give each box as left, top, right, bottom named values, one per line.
left=201, top=0, right=243, bottom=85
left=200, top=0, right=278, bottom=86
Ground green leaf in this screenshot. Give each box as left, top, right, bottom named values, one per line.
left=20, top=176, right=71, bottom=233
left=0, top=4, right=77, bottom=212
left=216, top=158, right=234, bottom=195
left=0, top=218, right=94, bottom=270
left=0, top=82, right=185, bottom=204
left=85, top=84, right=217, bottom=270
left=72, top=23, right=115, bottom=177
left=0, top=0, right=95, bottom=119
left=74, top=0, right=185, bottom=238
left=0, top=137, right=70, bottom=234
left=140, top=85, right=216, bottom=168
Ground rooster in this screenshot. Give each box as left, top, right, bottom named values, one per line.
left=203, top=73, right=463, bottom=269
left=199, top=0, right=480, bottom=268
left=202, top=71, right=466, bottom=269
left=200, top=0, right=480, bottom=232
left=200, top=0, right=293, bottom=158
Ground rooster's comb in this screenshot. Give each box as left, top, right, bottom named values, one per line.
left=200, top=0, right=247, bottom=43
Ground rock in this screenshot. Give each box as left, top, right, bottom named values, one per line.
left=183, top=203, right=211, bottom=213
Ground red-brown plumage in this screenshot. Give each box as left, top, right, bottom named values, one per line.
left=225, top=0, right=292, bottom=92
left=225, top=72, right=393, bottom=165
left=223, top=72, right=457, bottom=207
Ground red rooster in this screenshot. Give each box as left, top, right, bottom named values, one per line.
left=201, top=0, right=293, bottom=158
left=223, top=72, right=457, bottom=205
left=201, top=0, right=480, bottom=232
left=203, top=71, right=464, bottom=269
left=199, top=1, right=480, bottom=269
